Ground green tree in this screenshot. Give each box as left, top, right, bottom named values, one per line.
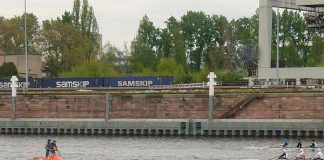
left=308, top=36, right=324, bottom=67
left=156, top=57, right=186, bottom=83
left=272, top=10, right=317, bottom=67
left=234, top=13, right=258, bottom=46
left=99, top=41, right=130, bottom=74
left=71, top=0, right=100, bottom=62
left=0, top=62, right=18, bottom=78
left=180, top=11, right=213, bottom=71
left=100, top=42, right=119, bottom=66
left=0, top=13, right=40, bottom=54
left=165, top=16, right=187, bottom=68
left=60, top=60, right=119, bottom=77
left=130, top=15, right=159, bottom=72
left=40, top=19, right=91, bottom=77
left=72, top=0, right=81, bottom=28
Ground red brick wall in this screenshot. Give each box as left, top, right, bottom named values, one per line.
left=0, top=96, right=12, bottom=118
left=0, top=93, right=323, bottom=119
left=0, top=95, right=105, bottom=118
left=233, top=96, right=324, bottom=119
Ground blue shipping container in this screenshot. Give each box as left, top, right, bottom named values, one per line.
left=0, top=78, right=39, bottom=89
left=104, top=76, right=173, bottom=87
left=41, top=77, right=104, bottom=88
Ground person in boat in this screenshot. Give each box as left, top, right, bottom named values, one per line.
left=49, top=140, right=58, bottom=155
left=310, top=139, right=317, bottom=149
left=296, top=149, right=306, bottom=160
left=296, top=138, right=302, bottom=149
left=283, top=138, right=289, bottom=148
left=312, top=148, right=323, bottom=160
left=278, top=148, right=288, bottom=159
left=45, top=139, right=51, bottom=157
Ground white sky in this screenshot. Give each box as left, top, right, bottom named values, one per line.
left=0, top=0, right=259, bottom=49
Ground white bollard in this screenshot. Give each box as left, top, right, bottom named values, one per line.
left=10, top=76, right=18, bottom=97
left=10, top=76, right=18, bottom=119
left=207, top=72, right=217, bottom=120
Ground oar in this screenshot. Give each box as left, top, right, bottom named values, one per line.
left=56, top=150, right=62, bottom=157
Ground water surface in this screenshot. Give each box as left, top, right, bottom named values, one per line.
left=0, top=135, right=322, bottom=160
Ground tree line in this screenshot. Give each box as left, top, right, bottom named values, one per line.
left=0, top=1, right=323, bottom=82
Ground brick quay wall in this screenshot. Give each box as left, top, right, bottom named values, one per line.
left=0, top=92, right=323, bottom=119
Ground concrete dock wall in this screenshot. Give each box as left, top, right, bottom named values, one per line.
left=0, top=92, right=323, bottom=137
left=192, top=119, right=324, bottom=137
left=0, top=118, right=323, bottom=137
left=0, top=93, right=323, bottom=119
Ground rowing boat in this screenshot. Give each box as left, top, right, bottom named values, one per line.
left=28, top=155, right=63, bottom=160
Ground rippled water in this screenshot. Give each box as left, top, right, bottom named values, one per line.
left=0, top=135, right=322, bottom=160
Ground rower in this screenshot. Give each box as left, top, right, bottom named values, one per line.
left=51, top=140, right=58, bottom=151
left=278, top=148, right=288, bottom=159
left=296, top=149, right=306, bottom=160
left=50, top=140, right=58, bottom=155
left=282, top=138, right=288, bottom=148
left=297, top=138, right=302, bottom=149
left=310, top=139, right=317, bottom=149
left=45, top=139, right=52, bottom=157
left=312, top=148, right=323, bottom=160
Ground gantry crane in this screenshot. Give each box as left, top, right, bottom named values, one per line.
left=256, top=0, right=324, bottom=86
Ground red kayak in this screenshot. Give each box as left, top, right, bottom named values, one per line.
left=28, top=155, right=63, bottom=160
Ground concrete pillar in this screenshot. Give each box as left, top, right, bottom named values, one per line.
left=248, top=77, right=254, bottom=87
left=224, top=130, right=228, bottom=136
left=258, top=0, right=273, bottom=78
left=280, top=130, right=284, bottom=136
left=296, top=78, right=301, bottom=86
left=248, top=130, right=252, bottom=136
left=282, top=79, right=285, bottom=85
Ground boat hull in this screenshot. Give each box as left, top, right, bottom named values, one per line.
left=28, top=155, right=63, bottom=160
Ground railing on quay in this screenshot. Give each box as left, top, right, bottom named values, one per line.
left=0, top=80, right=323, bottom=93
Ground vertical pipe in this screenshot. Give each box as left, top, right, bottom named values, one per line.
left=24, top=0, right=28, bottom=92
left=208, top=96, right=214, bottom=121
left=105, top=93, right=112, bottom=121
left=11, top=97, right=16, bottom=120
left=276, top=0, right=280, bottom=85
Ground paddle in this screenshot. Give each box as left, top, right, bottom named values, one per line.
left=56, top=149, right=62, bottom=157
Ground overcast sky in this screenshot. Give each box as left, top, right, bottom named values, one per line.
left=0, top=0, right=259, bottom=49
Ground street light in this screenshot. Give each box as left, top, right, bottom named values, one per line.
left=24, top=0, right=28, bottom=92
left=276, top=0, right=280, bottom=85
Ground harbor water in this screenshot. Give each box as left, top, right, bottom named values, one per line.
left=0, top=135, right=322, bottom=160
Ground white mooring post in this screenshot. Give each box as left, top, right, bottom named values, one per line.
left=10, top=76, right=18, bottom=120
left=207, top=72, right=217, bottom=121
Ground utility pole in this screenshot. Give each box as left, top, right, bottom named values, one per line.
left=276, top=0, right=280, bottom=85
left=24, top=0, right=28, bottom=92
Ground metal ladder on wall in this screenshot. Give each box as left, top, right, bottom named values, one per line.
left=221, top=96, right=257, bottom=119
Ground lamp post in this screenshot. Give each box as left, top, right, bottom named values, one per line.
left=276, top=0, right=280, bottom=85
left=24, top=0, right=28, bottom=91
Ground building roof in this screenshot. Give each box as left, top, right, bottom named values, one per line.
left=0, top=49, right=7, bottom=56
left=296, top=0, right=324, bottom=7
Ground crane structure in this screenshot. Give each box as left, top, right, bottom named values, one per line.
left=258, top=0, right=324, bottom=85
